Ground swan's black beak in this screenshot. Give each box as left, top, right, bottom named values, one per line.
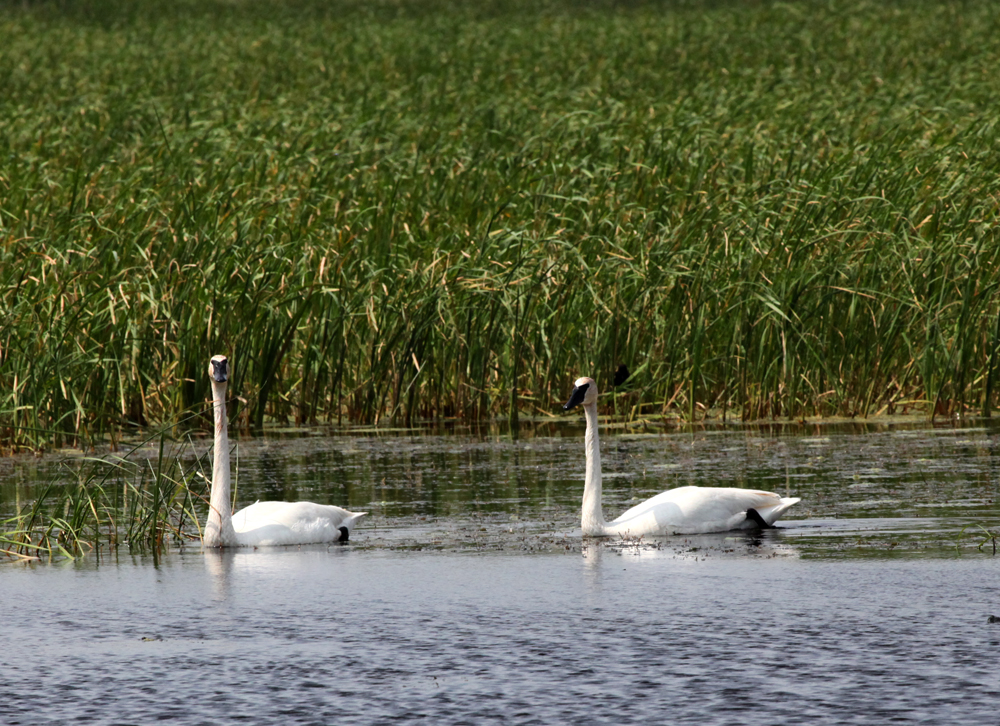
left=211, top=357, right=229, bottom=383
left=563, top=382, right=589, bottom=411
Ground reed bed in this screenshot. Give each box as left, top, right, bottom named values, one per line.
left=2, top=0, right=999, bottom=448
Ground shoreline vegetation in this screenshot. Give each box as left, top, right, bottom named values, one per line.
left=2, top=0, right=1000, bottom=452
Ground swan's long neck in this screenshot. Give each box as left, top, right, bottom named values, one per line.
left=581, top=401, right=607, bottom=536
left=205, top=379, right=236, bottom=548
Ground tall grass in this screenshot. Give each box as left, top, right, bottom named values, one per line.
left=2, top=0, right=1000, bottom=448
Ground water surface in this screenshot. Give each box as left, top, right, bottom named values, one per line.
left=3, top=422, right=1000, bottom=724
left=3, top=546, right=1000, bottom=725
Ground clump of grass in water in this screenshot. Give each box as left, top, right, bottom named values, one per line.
left=956, top=523, right=998, bottom=555
left=2, top=0, right=1000, bottom=449
left=0, top=434, right=213, bottom=561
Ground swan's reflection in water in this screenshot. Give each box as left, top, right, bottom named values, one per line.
left=204, top=548, right=236, bottom=602
left=203, top=542, right=365, bottom=608
left=579, top=528, right=801, bottom=607
left=581, top=527, right=800, bottom=565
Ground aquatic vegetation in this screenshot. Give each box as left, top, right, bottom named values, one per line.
left=1, top=435, right=206, bottom=559
left=2, top=0, right=1000, bottom=449
left=956, top=523, right=998, bottom=555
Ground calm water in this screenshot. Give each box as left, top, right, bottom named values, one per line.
left=3, top=423, right=1000, bottom=724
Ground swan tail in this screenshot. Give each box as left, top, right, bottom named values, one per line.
left=343, top=511, right=367, bottom=531
left=334, top=511, right=368, bottom=543
left=752, top=497, right=801, bottom=527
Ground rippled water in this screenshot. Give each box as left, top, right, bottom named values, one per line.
left=3, top=422, right=1000, bottom=724
left=4, top=547, right=1000, bottom=725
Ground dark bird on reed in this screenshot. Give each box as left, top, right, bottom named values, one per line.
left=613, top=364, right=630, bottom=388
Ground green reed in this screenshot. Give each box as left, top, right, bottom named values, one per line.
left=0, top=434, right=209, bottom=559
left=2, top=0, right=1000, bottom=448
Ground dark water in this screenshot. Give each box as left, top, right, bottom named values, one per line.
left=4, top=423, right=1000, bottom=724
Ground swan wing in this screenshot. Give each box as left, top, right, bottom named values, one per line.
left=232, top=501, right=366, bottom=546
left=607, top=486, right=799, bottom=536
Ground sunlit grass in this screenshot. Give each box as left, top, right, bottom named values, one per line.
left=2, top=0, right=1000, bottom=449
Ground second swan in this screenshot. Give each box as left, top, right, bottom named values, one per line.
left=564, top=376, right=799, bottom=536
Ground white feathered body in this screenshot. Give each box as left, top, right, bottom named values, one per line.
left=205, top=356, right=366, bottom=548
left=231, top=501, right=366, bottom=547
left=598, top=485, right=799, bottom=537
left=565, top=375, right=800, bottom=538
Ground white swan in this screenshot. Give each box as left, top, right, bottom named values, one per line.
left=203, top=355, right=366, bottom=547
left=563, top=376, right=800, bottom=536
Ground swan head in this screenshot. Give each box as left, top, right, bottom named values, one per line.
left=563, top=376, right=598, bottom=410
left=209, top=355, right=229, bottom=384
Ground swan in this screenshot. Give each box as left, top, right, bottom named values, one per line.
left=563, top=376, right=800, bottom=536
left=203, top=354, right=366, bottom=547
